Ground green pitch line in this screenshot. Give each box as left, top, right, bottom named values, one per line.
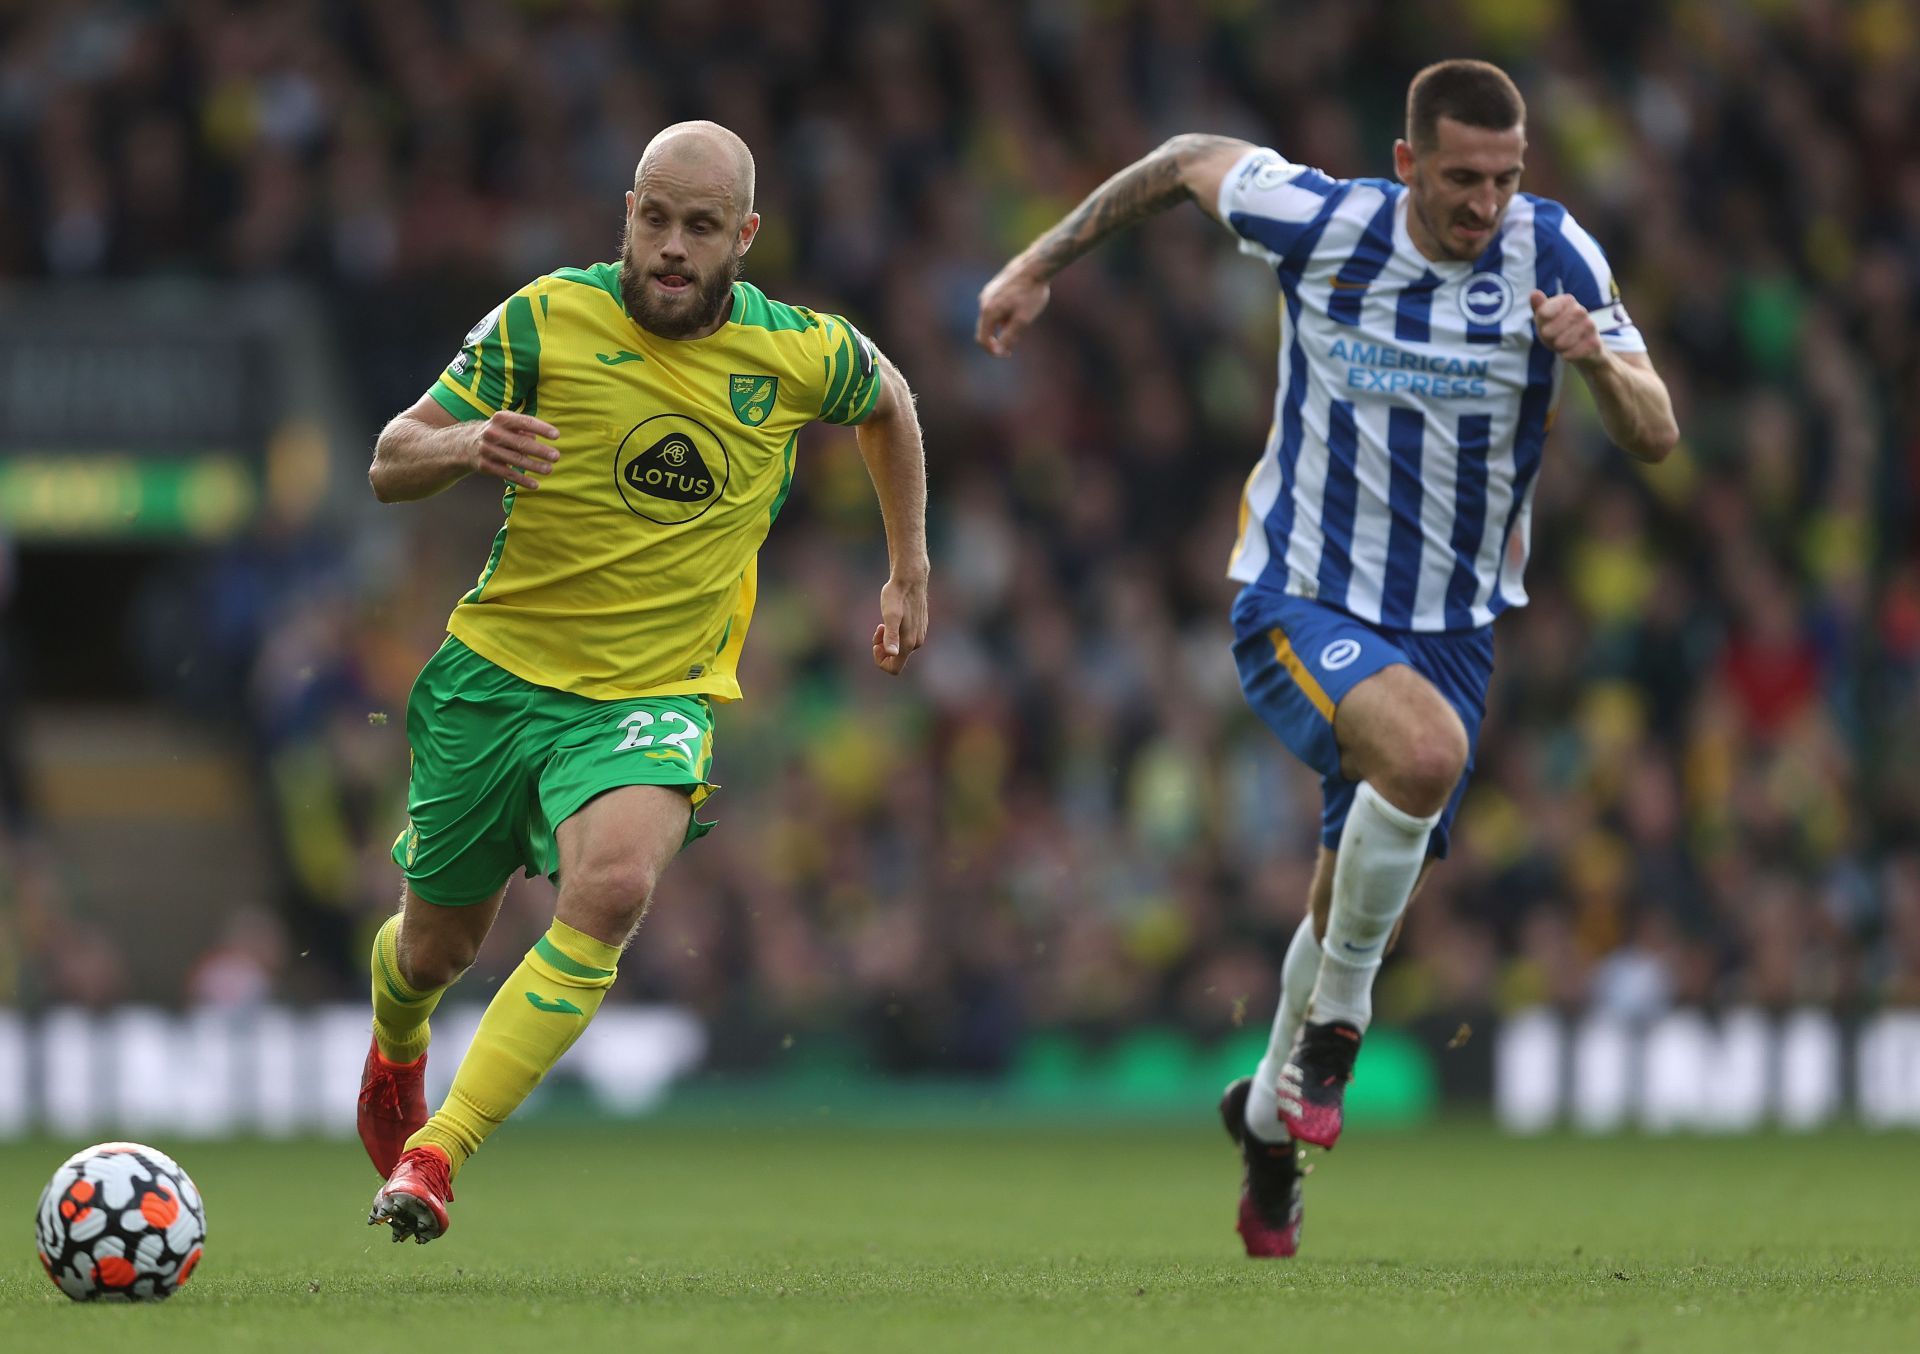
left=2, top=1122, right=1914, bottom=1353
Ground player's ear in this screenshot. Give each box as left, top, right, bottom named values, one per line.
left=736, top=211, right=761, bottom=257
left=1392, top=139, right=1416, bottom=185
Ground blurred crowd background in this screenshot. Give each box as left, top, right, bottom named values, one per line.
left=1, top=0, right=1917, bottom=1077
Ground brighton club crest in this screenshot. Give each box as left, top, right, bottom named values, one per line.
left=729, top=374, right=777, bottom=427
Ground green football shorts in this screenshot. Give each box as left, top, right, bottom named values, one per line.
left=390, top=636, right=718, bottom=906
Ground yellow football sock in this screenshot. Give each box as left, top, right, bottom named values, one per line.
left=370, top=914, right=450, bottom=1065
left=406, top=919, right=620, bottom=1176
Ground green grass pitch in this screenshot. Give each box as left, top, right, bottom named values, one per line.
left=2, top=1121, right=1914, bottom=1352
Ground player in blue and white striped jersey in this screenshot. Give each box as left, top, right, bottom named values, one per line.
left=978, top=59, right=1676, bottom=1258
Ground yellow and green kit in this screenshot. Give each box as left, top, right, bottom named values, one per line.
left=393, top=264, right=883, bottom=903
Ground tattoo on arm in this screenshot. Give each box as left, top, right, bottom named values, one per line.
left=1026, top=134, right=1245, bottom=278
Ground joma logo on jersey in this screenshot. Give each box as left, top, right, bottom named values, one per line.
left=729, top=374, right=777, bottom=426
left=614, top=414, right=732, bottom=525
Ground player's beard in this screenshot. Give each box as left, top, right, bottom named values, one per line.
left=1410, top=173, right=1498, bottom=263
left=618, top=222, right=742, bottom=340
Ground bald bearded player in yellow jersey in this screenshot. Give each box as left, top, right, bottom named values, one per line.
left=357, top=122, right=929, bottom=1243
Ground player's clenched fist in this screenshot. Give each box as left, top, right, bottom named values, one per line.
left=976, top=264, right=1052, bottom=357
left=871, top=572, right=930, bottom=676
left=1528, top=290, right=1605, bottom=367
left=471, top=410, right=561, bottom=491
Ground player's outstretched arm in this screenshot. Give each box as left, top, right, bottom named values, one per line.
left=369, top=393, right=561, bottom=503
left=852, top=355, right=929, bottom=676
left=976, top=133, right=1254, bottom=357
left=1528, top=291, right=1680, bottom=463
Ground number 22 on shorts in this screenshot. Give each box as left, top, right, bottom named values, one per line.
left=614, top=709, right=700, bottom=760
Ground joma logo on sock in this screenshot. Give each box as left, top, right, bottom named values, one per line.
left=524, top=992, right=583, bottom=1015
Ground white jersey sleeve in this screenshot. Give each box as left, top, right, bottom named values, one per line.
left=1542, top=208, right=1646, bottom=354
left=1215, top=146, right=1344, bottom=268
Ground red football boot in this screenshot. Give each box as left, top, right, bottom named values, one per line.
left=357, top=1035, right=428, bottom=1177
left=368, top=1145, right=455, bottom=1244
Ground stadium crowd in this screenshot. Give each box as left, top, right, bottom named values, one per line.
left=2, top=0, right=1918, bottom=1071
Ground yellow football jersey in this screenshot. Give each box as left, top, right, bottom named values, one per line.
left=427, top=265, right=881, bottom=701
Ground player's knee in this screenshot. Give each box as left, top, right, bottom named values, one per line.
left=563, top=856, right=659, bottom=929
left=1381, top=716, right=1468, bottom=817
left=401, top=933, right=481, bottom=990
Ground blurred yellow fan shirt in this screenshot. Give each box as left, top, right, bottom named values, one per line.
left=427, top=264, right=881, bottom=701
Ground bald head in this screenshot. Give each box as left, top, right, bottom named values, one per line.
left=621, top=120, right=761, bottom=339
left=634, top=120, right=755, bottom=225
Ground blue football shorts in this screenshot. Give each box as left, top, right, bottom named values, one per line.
left=1230, top=586, right=1494, bottom=858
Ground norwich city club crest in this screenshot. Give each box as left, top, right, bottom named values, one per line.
left=729, top=374, right=777, bottom=427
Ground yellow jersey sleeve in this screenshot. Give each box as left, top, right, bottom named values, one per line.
left=430, top=280, right=548, bottom=422
left=813, top=311, right=883, bottom=425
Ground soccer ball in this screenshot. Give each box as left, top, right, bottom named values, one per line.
left=34, top=1142, right=206, bottom=1301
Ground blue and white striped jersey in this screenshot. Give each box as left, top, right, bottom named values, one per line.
left=1219, top=146, right=1645, bottom=632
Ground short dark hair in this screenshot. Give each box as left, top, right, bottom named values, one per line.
left=1406, top=60, right=1525, bottom=151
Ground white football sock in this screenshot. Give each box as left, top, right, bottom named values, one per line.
left=1245, top=915, right=1322, bottom=1143
left=1308, top=781, right=1440, bottom=1032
